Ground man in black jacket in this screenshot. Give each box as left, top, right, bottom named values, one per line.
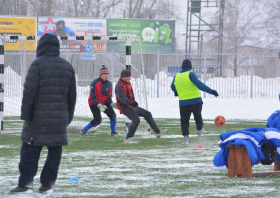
left=9, top=33, right=77, bottom=194
left=115, top=69, right=167, bottom=143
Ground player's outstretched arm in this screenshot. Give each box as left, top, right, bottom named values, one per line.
left=189, top=72, right=212, bottom=94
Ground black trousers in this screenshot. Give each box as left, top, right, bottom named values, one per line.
left=179, top=101, right=203, bottom=137
left=124, top=107, right=160, bottom=138
left=89, top=104, right=116, bottom=126
left=18, top=142, right=62, bottom=189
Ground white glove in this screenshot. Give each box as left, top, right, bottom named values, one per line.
left=111, top=102, right=119, bottom=109
left=97, top=104, right=107, bottom=112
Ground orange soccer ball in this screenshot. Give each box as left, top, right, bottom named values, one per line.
left=214, top=115, right=226, bottom=127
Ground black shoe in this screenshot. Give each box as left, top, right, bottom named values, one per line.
left=9, top=186, right=33, bottom=194
left=125, top=123, right=131, bottom=135
left=111, top=132, right=119, bottom=137
left=38, top=185, right=53, bottom=194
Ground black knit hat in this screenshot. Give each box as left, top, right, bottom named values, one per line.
left=181, top=59, right=192, bottom=70
left=121, top=69, right=131, bottom=78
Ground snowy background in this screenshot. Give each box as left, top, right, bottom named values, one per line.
left=4, top=66, right=280, bottom=122
left=148, top=98, right=279, bottom=121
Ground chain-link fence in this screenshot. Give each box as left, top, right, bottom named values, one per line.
left=130, top=52, right=280, bottom=99
left=3, top=47, right=280, bottom=132
left=4, top=50, right=280, bottom=99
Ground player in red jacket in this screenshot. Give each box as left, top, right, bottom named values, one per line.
left=80, top=65, right=119, bottom=137
left=115, top=69, right=168, bottom=143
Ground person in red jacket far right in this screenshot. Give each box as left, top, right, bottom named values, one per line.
left=115, top=69, right=168, bottom=143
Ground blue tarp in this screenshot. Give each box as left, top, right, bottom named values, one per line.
left=213, top=127, right=280, bottom=170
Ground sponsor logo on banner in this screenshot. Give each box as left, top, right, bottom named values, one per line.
left=0, top=22, right=13, bottom=26
left=107, top=19, right=174, bottom=53
left=0, top=17, right=37, bottom=50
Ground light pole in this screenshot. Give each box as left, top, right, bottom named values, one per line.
left=185, top=0, right=190, bottom=57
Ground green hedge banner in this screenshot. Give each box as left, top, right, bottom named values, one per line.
left=107, top=19, right=174, bottom=53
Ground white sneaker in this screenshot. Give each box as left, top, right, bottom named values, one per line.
left=182, top=135, right=190, bottom=145
left=79, top=129, right=87, bottom=137
left=124, top=137, right=138, bottom=144
left=197, top=127, right=204, bottom=137
left=156, top=129, right=168, bottom=138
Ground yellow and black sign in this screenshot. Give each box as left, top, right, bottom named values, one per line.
left=0, top=17, right=37, bottom=50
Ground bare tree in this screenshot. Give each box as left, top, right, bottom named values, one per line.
left=25, top=0, right=123, bottom=18
left=263, top=0, right=280, bottom=49
left=201, top=0, right=262, bottom=76
left=222, top=0, right=260, bottom=76
left=27, top=0, right=55, bottom=16
left=0, top=0, right=27, bottom=15
left=106, top=0, right=180, bottom=20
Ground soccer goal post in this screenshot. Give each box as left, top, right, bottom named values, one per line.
left=0, top=35, right=149, bottom=134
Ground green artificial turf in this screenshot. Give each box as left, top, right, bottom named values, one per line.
left=1, top=118, right=278, bottom=198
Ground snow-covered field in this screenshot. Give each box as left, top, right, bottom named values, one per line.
left=73, top=97, right=278, bottom=121
left=1, top=130, right=279, bottom=198
left=148, top=98, right=279, bottom=120
left=2, top=68, right=279, bottom=197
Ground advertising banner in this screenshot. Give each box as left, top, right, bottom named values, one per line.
left=107, top=19, right=174, bottom=53
left=38, top=18, right=107, bottom=52
left=168, top=66, right=214, bottom=76
left=0, top=17, right=37, bottom=50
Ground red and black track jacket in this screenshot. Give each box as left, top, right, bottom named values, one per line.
left=88, top=77, right=113, bottom=106
left=115, top=79, right=135, bottom=114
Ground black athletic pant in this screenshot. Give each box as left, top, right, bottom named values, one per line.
left=18, top=142, right=62, bottom=189
left=89, top=104, right=116, bottom=127
left=179, top=101, right=203, bottom=137
left=124, top=106, right=160, bottom=138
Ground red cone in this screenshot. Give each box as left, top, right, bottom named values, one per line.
left=196, top=145, right=205, bottom=149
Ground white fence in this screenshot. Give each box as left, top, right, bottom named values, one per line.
left=4, top=51, right=280, bottom=99
left=2, top=50, right=280, bottom=132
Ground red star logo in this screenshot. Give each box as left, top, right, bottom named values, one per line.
left=39, top=18, right=56, bottom=34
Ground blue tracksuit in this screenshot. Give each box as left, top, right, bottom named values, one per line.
left=213, top=127, right=280, bottom=170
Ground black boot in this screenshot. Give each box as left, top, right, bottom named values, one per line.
left=38, top=185, right=53, bottom=194
left=9, top=186, right=33, bottom=194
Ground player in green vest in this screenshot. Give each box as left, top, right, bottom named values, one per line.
left=171, top=59, right=218, bottom=145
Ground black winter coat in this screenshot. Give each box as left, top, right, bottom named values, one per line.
left=21, top=33, right=77, bottom=146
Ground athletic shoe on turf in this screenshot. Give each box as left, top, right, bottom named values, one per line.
left=182, top=135, right=190, bottom=145
left=38, top=185, right=53, bottom=194
left=197, top=126, right=204, bottom=137
left=124, top=137, right=138, bottom=144
left=111, top=132, right=119, bottom=137
left=9, top=186, right=33, bottom=194
left=79, top=129, right=87, bottom=137
left=156, top=129, right=168, bottom=138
